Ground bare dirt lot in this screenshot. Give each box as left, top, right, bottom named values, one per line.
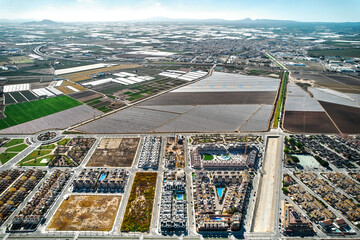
left=139, top=91, right=277, bottom=106
left=47, top=195, right=121, bottom=231
left=283, top=111, right=339, bottom=133
left=86, top=138, right=140, bottom=167
left=98, top=138, right=122, bottom=149
left=319, top=101, right=360, bottom=134
left=252, top=137, right=280, bottom=233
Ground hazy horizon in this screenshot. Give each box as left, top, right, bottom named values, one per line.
left=0, top=0, right=359, bottom=23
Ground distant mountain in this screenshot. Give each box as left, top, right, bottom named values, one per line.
left=0, top=19, right=35, bottom=23
left=23, top=19, right=58, bottom=25
left=139, top=17, right=358, bottom=26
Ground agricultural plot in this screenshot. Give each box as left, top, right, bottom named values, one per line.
left=0, top=95, right=82, bottom=130
left=283, top=111, right=338, bottom=133
left=76, top=72, right=279, bottom=133
left=292, top=72, right=360, bottom=94
left=86, top=138, right=139, bottom=167
left=139, top=91, right=276, bottom=106
left=47, top=195, right=121, bottom=231
left=69, top=90, right=123, bottom=113
left=285, top=83, right=327, bottom=112
left=308, top=48, right=360, bottom=58
left=283, top=83, right=339, bottom=133
left=319, top=101, right=360, bottom=134
left=55, top=80, right=87, bottom=94
left=76, top=107, right=179, bottom=133
left=0, top=105, right=102, bottom=134
left=121, top=172, right=157, bottom=232
left=111, top=78, right=186, bottom=104
left=0, top=139, right=28, bottom=164
left=154, top=105, right=262, bottom=132
left=239, top=104, right=273, bottom=132
left=309, top=87, right=360, bottom=109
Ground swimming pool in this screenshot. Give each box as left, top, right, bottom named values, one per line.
left=217, top=187, right=225, bottom=198
left=99, top=174, right=106, bottom=181
left=216, top=155, right=230, bottom=161
left=212, top=217, right=222, bottom=221
left=176, top=194, right=184, bottom=200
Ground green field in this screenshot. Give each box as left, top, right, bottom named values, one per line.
left=6, top=144, right=28, bottom=152
left=38, top=144, right=56, bottom=150
left=308, top=48, right=360, bottom=58
left=0, top=139, right=28, bottom=164
left=18, top=150, right=52, bottom=166
left=57, top=138, right=70, bottom=145
left=4, top=139, right=24, bottom=147
left=0, top=95, right=82, bottom=130
left=203, top=154, right=214, bottom=160
left=0, top=152, right=18, bottom=164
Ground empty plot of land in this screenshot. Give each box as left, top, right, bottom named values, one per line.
left=98, top=138, right=122, bottom=149
left=173, top=72, right=280, bottom=92
left=285, top=83, right=324, bottom=112
left=319, top=101, right=360, bottom=134
left=139, top=91, right=277, bottom=106
left=0, top=105, right=102, bottom=134
left=86, top=138, right=140, bottom=167
left=252, top=137, right=280, bottom=233
left=154, top=104, right=261, bottom=132
left=77, top=107, right=179, bottom=133
left=238, top=104, right=273, bottom=132
left=121, top=172, right=157, bottom=232
left=283, top=111, right=338, bottom=133
left=47, top=195, right=121, bottom=231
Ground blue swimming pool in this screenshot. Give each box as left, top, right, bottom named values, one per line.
left=99, top=174, right=106, bottom=181
left=176, top=194, right=184, bottom=200
left=217, top=187, right=225, bottom=198
left=212, top=217, right=222, bottom=221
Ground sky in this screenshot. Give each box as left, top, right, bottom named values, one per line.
left=0, top=0, right=359, bottom=22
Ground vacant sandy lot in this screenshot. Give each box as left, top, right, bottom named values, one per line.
left=252, top=137, right=280, bottom=233
left=86, top=138, right=140, bottom=167
left=98, top=138, right=122, bottom=149
left=47, top=195, right=121, bottom=231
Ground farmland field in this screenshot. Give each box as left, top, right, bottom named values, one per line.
left=319, top=101, right=360, bottom=134
left=283, top=111, right=338, bottom=133
left=47, top=195, right=121, bottom=231
left=308, top=48, right=360, bottom=58
left=0, top=95, right=82, bottom=130
left=121, top=172, right=157, bottom=232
